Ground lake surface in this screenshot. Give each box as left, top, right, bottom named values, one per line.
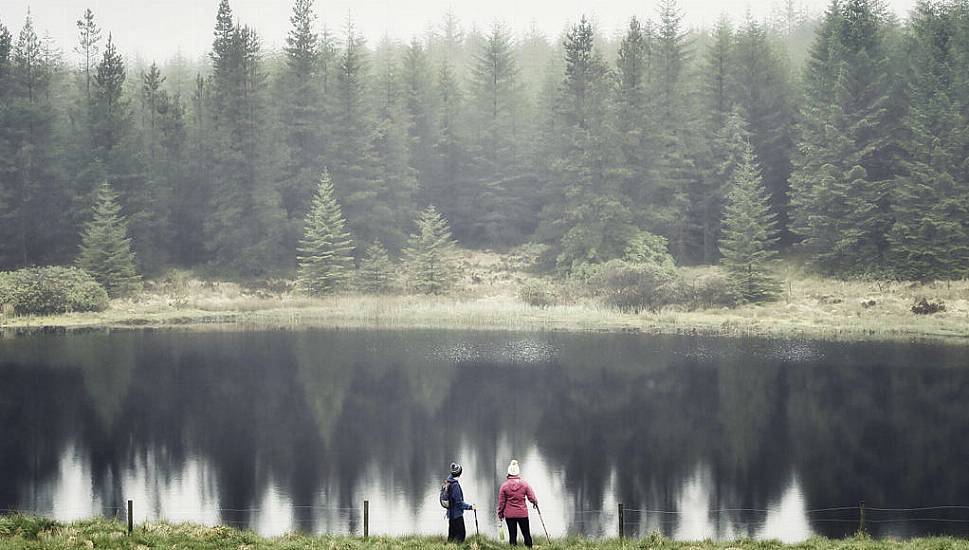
left=1, top=328, right=968, bottom=541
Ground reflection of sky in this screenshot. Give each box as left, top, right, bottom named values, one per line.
left=31, top=444, right=812, bottom=542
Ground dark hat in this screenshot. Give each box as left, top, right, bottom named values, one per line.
left=450, top=462, right=463, bottom=477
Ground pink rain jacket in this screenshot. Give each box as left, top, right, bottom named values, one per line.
left=497, top=475, right=538, bottom=519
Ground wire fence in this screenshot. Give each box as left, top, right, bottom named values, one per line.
left=5, top=501, right=969, bottom=539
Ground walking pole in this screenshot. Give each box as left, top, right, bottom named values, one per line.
left=536, top=505, right=551, bottom=545
left=474, top=508, right=480, bottom=541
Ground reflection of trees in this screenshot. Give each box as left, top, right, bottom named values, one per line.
left=786, top=341, right=969, bottom=537
left=4, top=331, right=969, bottom=538
left=0, top=364, right=88, bottom=510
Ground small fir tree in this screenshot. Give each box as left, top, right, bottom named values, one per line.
left=355, top=240, right=396, bottom=293
left=76, top=181, right=142, bottom=297
left=296, top=172, right=354, bottom=295
left=719, top=141, right=780, bottom=303
left=402, top=205, right=460, bottom=294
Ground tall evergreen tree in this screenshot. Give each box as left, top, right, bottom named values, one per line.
left=74, top=8, right=101, bottom=104
left=77, top=181, right=142, bottom=297
left=329, top=22, right=393, bottom=249
left=542, top=16, right=634, bottom=271
left=719, top=141, right=780, bottom=303
left=615, top=17, right=656, bottom=215
left=650, top=0, right=698, bottom=261
left=402, top=205, right=460, bottom=294
left=372, top=39, right=418, bottom=251
left=205, top=0, right=286, bottom=274
left=279, top=0, right=324, bottom=233
left=402, top=39, right=438, bottom=207
left=789, top=0, right=898, bottom=275
left=888, top=0, right=969, bottom=279
left=0, top=13, right=70, bottom=267
left=464, top=22, right=528, bottom=245
left=297, top=171, right=354, bottom=295
left=730, top=17, right=796, bottom=241
left=428, top=59, right=468, bottom=229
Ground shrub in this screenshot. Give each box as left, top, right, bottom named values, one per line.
left=912, top=298, right=945, bottom=315
left=0, top=267, right=109, bottom=316
left=518, top=280, right=558, bottom=308
left=686, top=270, right=738, bottom=309
left=590, top=259, right=678, bottom=313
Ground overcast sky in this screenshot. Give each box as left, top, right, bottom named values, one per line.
left=2, top=0, right=918, bottom=63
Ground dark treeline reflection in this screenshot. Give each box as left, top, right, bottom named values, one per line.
left=1, top=330, right=968, bottom=539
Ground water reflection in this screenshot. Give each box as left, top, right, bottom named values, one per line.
left=1, top=329, right=968, bottom=540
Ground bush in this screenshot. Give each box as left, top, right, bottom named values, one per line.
left=518, top=280, right=558, bottom=308
left=912, top=298, right=945, bottom=315
left=590, top=259, right=678, bottom=313
left=0, top=267, right=109, bottom=316
left=684, top=270, right=738, bottom=309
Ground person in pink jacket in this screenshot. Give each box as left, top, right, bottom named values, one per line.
left=496, top=460, right=538, bottom=547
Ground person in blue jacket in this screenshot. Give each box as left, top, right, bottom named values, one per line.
left=445, top=462, right=474, bottom=542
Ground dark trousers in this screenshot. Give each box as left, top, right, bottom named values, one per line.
left=506, top=517, right=532, bottom=547
left=448, top=517, right=466, bottom=543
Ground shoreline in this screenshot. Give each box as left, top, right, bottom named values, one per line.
left=1, top=293, right=968, bottom=345
left=0, top=516, right=964, bottom=549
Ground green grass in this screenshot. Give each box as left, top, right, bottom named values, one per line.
left=1, top=252, right=968, bottom=345
left=0, top=516, right=966, bottom=550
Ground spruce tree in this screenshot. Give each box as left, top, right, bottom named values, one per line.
left=542, top=16, right=635, bottom=272
left=466, top=22, right=527, bottom=245
left=355, top=241, right=396, bottom=293
left=279, top=0, right=324, bottom=227
left=297, top=171, right=355, bottom=295
left=888, top=1, right=969, bottom=279
left=719, top=141, right=780, bottom=303
left=77, top=181, right=142, bottom=297
left=789, top=0, right=897, bottom=275
left=402, top=205, right=460, bottom=294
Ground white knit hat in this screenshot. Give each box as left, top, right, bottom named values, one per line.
left=507, top=460, right=520, bottom=476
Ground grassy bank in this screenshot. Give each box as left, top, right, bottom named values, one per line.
left=1, top=516, right=967, bottom=550
left=1, top=251, right=968, bottom=344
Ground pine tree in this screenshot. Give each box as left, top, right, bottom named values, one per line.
left=719, top=141, right=780, bottom=303
left=77, top=181, right=142, bottom=297
left=355, top=241, right=395, bottom=293
left=74, top=8, right=101, bottom=104
left=402, top=205, right=460, bottom=294
left=297, top=172, right=355, bottom=295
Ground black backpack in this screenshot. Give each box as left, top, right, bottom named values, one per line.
left=439, top=479, right=454, bottom=508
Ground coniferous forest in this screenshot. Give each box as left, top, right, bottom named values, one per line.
left=1, top=0, right=968, bottom=290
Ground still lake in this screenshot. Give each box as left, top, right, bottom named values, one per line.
left=1, top=328, right=968, bottom=541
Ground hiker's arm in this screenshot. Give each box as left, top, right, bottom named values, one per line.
left=497, top=487, right=506, bottom=519
left=527, top=484, right=538, bottom=508
left=456, top=484, right=472, bottom=510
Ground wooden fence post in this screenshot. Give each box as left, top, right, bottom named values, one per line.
left=364, top=500, right=369, bottom=539
left=618, top=503, right=624, bottom=539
